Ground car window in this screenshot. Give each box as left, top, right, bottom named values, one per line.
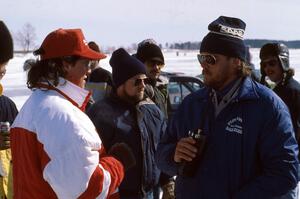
left=168, top=82, right=192, bottom=105
left=165, top=74, right=204, bottom=119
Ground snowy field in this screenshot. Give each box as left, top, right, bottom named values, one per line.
left=2, top=48, right=300, bottom=110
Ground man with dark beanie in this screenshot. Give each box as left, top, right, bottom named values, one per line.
left=87, top=48, right=167, bottom=199
left=135, top=39, right=174, bottom=199
left=260, top=43, right=300, bottom=199
left=135, top=39, right=169, bottom=119
left=0, top=21, right=18, bottom=199
left=156, top=16, right=298, bottom=199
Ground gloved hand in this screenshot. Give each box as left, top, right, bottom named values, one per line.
left=108, top=143, right=136, bottom=171
left=162, top=180, right=175, bottom=199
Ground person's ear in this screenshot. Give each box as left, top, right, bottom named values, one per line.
left=62, top=60, right=72, bottom=73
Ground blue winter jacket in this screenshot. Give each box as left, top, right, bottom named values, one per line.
left=156, top=77, right=299, bottom=199
left=87, top=93, right=166, bottom=195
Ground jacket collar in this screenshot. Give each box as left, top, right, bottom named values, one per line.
left=56, top=78, right=91, bottom=108
left=39, top=77, right=91, bottom=110
left=194, top=76, right=260, bottom=102
left=236, top=77, right=260, bottom=101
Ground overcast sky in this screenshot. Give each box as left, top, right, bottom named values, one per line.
left=1, top=0, right=300, bottom=49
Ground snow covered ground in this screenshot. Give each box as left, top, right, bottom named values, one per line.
left=2, top=49, right=300, bottom=110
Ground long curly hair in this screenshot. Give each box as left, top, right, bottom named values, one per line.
left=27, top=56, right=80, bottom=89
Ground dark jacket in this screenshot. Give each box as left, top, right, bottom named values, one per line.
left=156, top=77, right=299, bottom=199
left=144, top=78, right=169, bottom=119
left=273, top=77, right=300, bottom=141
left=0, top=95, right=18, bottom=124
left=87, top=93, right=166, bottom=196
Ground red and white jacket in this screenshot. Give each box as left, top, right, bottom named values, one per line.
left=11, top=78, right=124, bottom=199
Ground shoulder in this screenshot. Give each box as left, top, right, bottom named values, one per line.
left=139, top=98, right=164, bottom=117
left=286, top=78, right=300, bottom=92
left=87, top=97, right=117, bottom=120
left=181, top=86, right=209, bottom=106
left=0, top=95, right=17, bottom=108
left=244, top=80, right=289, bottom=118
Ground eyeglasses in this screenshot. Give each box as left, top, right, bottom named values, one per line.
left=260, top=59, right=278, bottom=68
left=197, top=54, right=217, bottom=65
left=77, top=58, right=93, bottom=69
left=146, top=60, right=164, bottom=68
left=133, top=78, right=148, bottom=87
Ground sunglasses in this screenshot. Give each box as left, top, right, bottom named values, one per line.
left=147, top=60, right=164, bottom=68
left=133, top=78, right=148, bottom=87
left=260, top=59, right=278, bottom=68
left=197, top=54, right=217, bottom=65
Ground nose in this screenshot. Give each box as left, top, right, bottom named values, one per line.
left=86, top=68, right=91, bottom=75
left=140, top=79, right=146, bottom=88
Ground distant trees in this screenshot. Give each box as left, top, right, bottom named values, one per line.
left=165, top=40, right=300, bottom=50
left=15, top=23, right=37, bottom=52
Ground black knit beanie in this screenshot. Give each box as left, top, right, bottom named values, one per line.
left=0, top=21, right=13, bottom=64
left=110, top=48, right=146, bottom=89
left=200, top=16, right=246, bottom=61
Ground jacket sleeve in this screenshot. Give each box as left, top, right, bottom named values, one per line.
left=233, top=105, right=299, bottom=199
left=156, top=105, right=184, bottom=177
left=38, top=107, right=124, bottom=199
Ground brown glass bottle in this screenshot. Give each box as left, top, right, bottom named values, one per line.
left=178, top=129, right=206, bottom=177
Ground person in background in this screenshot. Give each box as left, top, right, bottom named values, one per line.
left=135, top=39, right=174, bottom=199
left=260, top=42, right=300, bottom=199
left=135, top=39, right=169, bottom=119
left=22, top=58, right=36, bottom=72
left=85, top=41, right=113, bottom=103
left=156, top=16, right=299, bottom=199
left=87, top=48, right=166, bottom=199
left=10, top=28, right=135, bottom=199
left=0, top=20, right=18, bottom=199
left=245, top=46, right=260, bottom=82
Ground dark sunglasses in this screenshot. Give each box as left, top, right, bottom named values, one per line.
left=147, top=60, right=164, bottom=68
left=260, top=59, right=278, bottom=68
left=197, top=54, right=217, bottom=65
left=134, top=78, right=148, bottom=86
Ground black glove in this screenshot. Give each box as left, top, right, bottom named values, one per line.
left=108, top=143, right=136, bottom=171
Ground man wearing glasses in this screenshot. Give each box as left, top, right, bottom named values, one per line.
left=87, top=48, right=166, bottom=199
left=156, top=16, right=298, bottom=199
left=135, top=39, right=175, bottom=199
left=135, top=39, right=169, bottom=119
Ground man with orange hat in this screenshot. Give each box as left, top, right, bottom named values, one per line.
left=10, top=28, right=135, bottom=199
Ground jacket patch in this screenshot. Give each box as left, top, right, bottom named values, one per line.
left=225, top=117, right=243, bottom=135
